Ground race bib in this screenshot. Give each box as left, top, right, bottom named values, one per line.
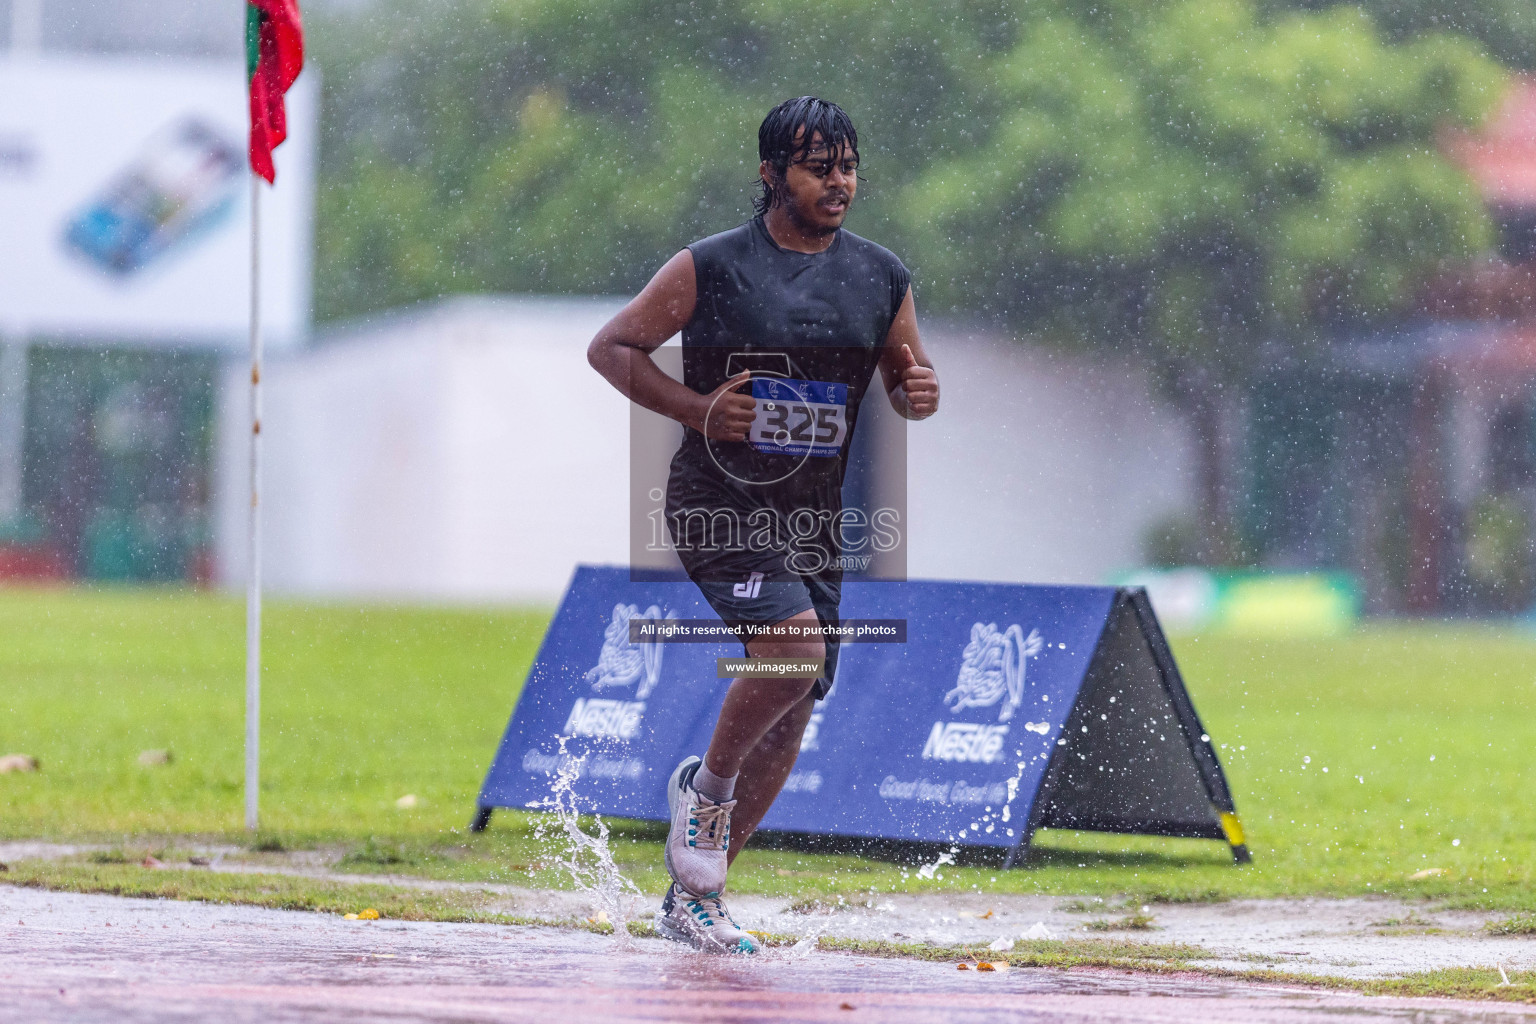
left=748, top=378, right=848, bottom=457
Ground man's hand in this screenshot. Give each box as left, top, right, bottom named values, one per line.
left=696, top=371, right=756, bottom=441
left=896, top=344, right=938, bottom=419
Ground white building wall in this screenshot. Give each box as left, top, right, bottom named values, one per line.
left=434, top=301, right=631, bottom=599
left=906, top=330, right=1194, bottom=584
left=217, top=323, right=447, bottom=595
left=215, top=297, right=631, bottom=602
left=216, top=296, right=1195, bottom=601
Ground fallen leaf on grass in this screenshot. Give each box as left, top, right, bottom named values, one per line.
left=137, top=750, right=172, bottom=766
left=141, top=856, right=163, bottom=869
left=0, top=754, right=38, bottom=773
left=395, top=794, right=418, bottom=809
left=1409, top=868, right=1445, bottom=880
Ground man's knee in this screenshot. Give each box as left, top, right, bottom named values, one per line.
left=746, top=631, right=823, bottom=657
left=739, top=611, right=825, bottom=697
left=741, top=634, right=824, bottom=694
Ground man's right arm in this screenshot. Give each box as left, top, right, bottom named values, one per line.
left=587, top=249, right=754, bottom=441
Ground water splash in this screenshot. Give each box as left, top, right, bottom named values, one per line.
left=777, top=909, right=845, bottom=961
left=783, top=925, right=826, bottom=959
left=916, top=847, right=957, bottom=880
left=530, top=736, right=645, bottom=946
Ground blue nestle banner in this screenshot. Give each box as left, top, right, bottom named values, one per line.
left=478, top=565, right=1131, bottom=850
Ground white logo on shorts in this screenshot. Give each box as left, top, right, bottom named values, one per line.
left=732, top=571, right=764, bottom=599
left=945, top=623, right=1044, bottom=723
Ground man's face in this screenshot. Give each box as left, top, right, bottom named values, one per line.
left=763, top=130, right=858, bottom=234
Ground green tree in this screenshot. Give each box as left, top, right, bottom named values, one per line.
left=898, top=0, right=1503, bottom=560
left=310, top=0, right=979, bottom=317
left=1262, top=0, right=1536, bottom=70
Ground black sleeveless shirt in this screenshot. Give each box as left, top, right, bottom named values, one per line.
left=667, top=216, right=911, bottom=520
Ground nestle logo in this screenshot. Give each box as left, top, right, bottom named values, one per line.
left=562, top=698, right=645, bottom=740
left=921, top=722, right=1009, bottom=764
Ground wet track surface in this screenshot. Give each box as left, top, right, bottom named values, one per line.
left=3, top=886, right=1533, bottom=1023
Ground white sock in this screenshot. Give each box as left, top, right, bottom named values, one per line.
left=693, top=763, right=737, bottom=802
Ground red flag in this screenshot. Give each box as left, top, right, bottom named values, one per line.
left=246, top=0, right=304, bottom=184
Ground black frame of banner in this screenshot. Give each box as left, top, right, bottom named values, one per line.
left=1010, top=587, right=1250, bottom=866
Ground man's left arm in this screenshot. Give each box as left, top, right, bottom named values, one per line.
left=877, top=288, right=938, bottom=420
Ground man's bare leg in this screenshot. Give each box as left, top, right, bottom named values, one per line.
left=660, top=607, right=820, bottom=921
left=702, top=609, right=824, bottom=780
left=725, top=691, right=816, bottom=865
left=691, top=609, right=823, bottom=862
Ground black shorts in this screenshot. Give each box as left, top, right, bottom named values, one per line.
left=665, top=468, right=845, bottom=700
left=690, top=569, right=842, bottom=701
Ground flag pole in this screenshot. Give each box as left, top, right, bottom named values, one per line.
left=246, top=173, right=263, bottom=832
left=246, top=0, right=301, bottom=833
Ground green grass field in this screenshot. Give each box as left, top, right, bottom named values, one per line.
left=3, top=586, right=1535, bottom=910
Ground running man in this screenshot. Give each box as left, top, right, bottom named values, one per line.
left=587, top=97, right=938, bottom=954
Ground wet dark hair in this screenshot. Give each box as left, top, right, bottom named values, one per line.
left=754, top=96, right=860, bottom=216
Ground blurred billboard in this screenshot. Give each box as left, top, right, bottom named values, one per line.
left=0, top=53, right=315, bottom=347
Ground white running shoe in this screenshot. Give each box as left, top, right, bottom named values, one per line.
left=655, top=883, right=761, bottom=955
left=663, top=755, right=733, bottom=898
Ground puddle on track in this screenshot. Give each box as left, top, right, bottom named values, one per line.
left=2, top=886, right=1533, bottom=1024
